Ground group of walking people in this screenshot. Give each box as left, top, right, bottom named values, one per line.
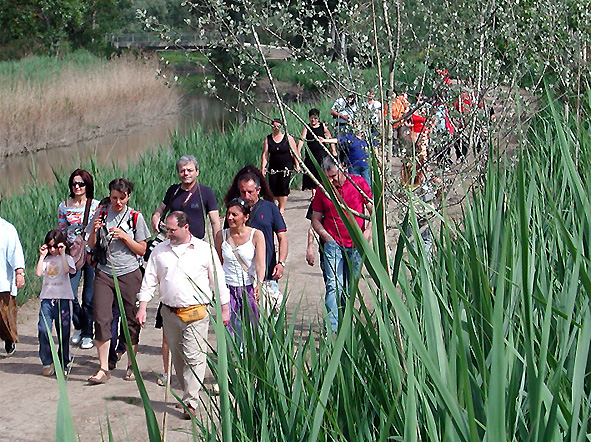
left=1, top=97, right=381, bottom=418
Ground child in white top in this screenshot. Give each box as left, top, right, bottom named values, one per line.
left=35, top=230, right=76, bottom=376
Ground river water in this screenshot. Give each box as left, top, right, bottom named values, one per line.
left=0, top=94, right=238, bottom=196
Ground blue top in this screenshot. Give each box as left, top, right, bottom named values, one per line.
left=339, top=133, right=369, bottom=167
left=247, top=199, right=286, bottom=280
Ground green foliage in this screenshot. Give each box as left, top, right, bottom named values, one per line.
left=198, top=92, right=591, bottom=440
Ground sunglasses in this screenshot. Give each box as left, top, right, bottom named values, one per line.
left=230, top=198, right=248, bottom=207
left=47, top=244, right=59, bottom=250
left=72, top=181, right=86, bottom=188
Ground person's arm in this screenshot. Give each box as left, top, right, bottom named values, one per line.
left=288, top=135, right=299, bottom=170
left=136, top=254, right=159, bottom=327
left=306, top=226, right=316, bottom=266
left=253, top=230, right=266, bottom=283
left=151, top=202, right=166, bottom=232
left=311, top=211, right=333, bottom=243
left=35, top=245, right=48, bottom=277
left=261, top=136, right=269, bottom=175
left=323, top=124, right=337, bottom=156
left=109, top=227, right=147, bottom=256
left=57, top=242, right=70, bottom=275
left=86, top=214, right=102, bottom=249
left=57, top=203, right=68, bottom=233
left=296, top=128, right=306, bottom=160
left=10, top=232, right=25, bottom=289
left=208, top=248, right=231, bottom=326
left=271, top=231, right=288, bottom=280
left=214, top=230, right=224, bottom=262
left=208, top=210, right=222, bottom=240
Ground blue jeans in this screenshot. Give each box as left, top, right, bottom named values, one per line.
left=322, top=241, right=362, bottom=331
left=38, top=299, right=71, bottom=366
left=70, top=263, right=95, bottom=339
left=348, top=161, right=371, bottom=186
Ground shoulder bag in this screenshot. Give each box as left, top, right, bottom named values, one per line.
left=69, top=198, right=93, bottom=271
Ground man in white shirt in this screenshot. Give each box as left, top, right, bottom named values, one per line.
left=136, top=211, right=230, bottom=419
left=0, top=199, right=25, bottom=355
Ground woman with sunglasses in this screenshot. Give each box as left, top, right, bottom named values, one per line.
left=58, top=169, right=100, bottom=350
left=214, top=198, right=265, bottom=347
left=261, top=118, right=298, bottom=215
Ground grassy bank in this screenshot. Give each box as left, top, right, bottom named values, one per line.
left=0, top=51, right=178, bottom=156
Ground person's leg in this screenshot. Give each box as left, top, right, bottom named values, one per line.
left=344, top=247, right=363, bottom=304
left=0, top=291, right=19, bottom=349
left=118, top=269, right=142, bottom=370
left=69, top=269, right=83, bottom=335
left=322, top=241, right=345, bottom=331
left=109, top=303, right=122, bottom=368
left=38, top=299, right=55, bottom=366
left=181, top=312, right=210, bottom=409
left=92, top=271, right=114, bottom=375
left=80, top=264, right=95, bottom=340
left=161, top=305, right=185, bottom=392
left=56, top=299, right=72, bottom=367
left=276, top=196, right=288, bottom=215
left=228, top=286, right=243, bottom=345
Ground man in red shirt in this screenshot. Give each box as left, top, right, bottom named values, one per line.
left=311, top=157, right=372, bottom=331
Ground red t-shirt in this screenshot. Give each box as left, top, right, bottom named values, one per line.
left=311, top=175, right=372, bottom=247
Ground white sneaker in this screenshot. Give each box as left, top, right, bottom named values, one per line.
left=71, top=329, right=82, bottom=345
left=80, top=337, right=94, bottom=349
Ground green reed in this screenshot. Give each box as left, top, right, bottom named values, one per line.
left=195, top=91, right=591, bottom=441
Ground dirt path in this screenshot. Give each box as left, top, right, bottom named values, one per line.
left=0, top=190, right=325, bottom=442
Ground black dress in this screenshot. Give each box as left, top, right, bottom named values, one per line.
left=267, top=133, right=294, bottom=197
left=302, top=124, right=328, bottom=190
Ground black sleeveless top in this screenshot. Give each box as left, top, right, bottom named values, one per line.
left=305, top=124, right=328, bottom=161
left=267, top=134, right=294, bottom=170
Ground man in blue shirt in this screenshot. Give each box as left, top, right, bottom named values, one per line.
left=0, top=199, right=25, bottom=355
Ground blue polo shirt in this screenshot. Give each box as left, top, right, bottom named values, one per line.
left=247, top=199, right=287, bottom=280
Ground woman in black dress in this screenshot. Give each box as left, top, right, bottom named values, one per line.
left=296, top=109, right=336, bottom=198
left=261, top=119, right=298, bottom=215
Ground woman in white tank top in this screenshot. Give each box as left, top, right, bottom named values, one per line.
left=215, top=198, right=265, bottom=343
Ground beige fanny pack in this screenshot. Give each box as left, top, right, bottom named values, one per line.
left=170, top=304, right=207, bottom=322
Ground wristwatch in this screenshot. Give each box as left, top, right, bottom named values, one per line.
left=278, top=261, right=286, bottom=267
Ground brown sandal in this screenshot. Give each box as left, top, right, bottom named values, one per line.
left=88, top=368, right=110, bottom=384
left=124, top=366, right=135, bottom=381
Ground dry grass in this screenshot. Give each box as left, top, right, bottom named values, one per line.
left=0, top=54, right=179, bottom=156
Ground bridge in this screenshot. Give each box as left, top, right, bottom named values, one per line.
left=106, top=33, right=292, bottom=59
left=107, top=33, right=208, bottom=50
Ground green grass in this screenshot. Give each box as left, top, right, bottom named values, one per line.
left=0, top=50, right=103, bottom=85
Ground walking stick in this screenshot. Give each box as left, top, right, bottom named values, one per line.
left=161, top=348, right=173, bottom=442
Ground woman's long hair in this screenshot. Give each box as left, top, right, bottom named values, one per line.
left=68, top=169, right=94, bottom=199
left=224, top=164, right=275, bottom=205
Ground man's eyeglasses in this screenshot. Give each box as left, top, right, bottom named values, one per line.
left=72, top=182, right=86, bottom=188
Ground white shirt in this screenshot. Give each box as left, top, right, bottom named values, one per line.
left=332, top=97, right=358, bottom=124
left=0, top=217, right=25, bottom=296
left=138, top=236, right=230, bottom=307
left=40, top=254, right=76, bottom=300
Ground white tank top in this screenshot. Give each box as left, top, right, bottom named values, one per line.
left=221, top=228, right=257, bottom=287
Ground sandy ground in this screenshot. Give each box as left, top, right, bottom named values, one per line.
left=0, top=190, right=327, bottom=442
